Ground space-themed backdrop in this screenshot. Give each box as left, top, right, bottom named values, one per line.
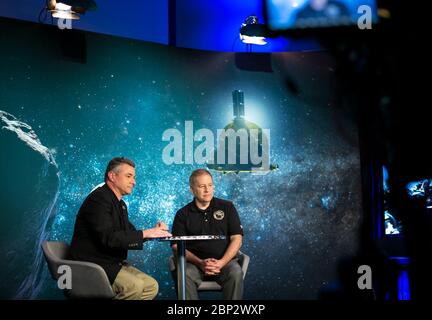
left=0, top=19, right=362, bottom=299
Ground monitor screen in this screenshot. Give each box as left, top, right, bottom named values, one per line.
left=406, top=178, right=432, bottom=210
left=382, top=166, right=403, bottom=236
left=265, top=0, right=378, bottom=30
left=381, top=166, right=432, bottom=237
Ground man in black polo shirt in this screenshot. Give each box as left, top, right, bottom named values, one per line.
left=69, top=157, right=172, bottom=300
left=171, top=169, right=244, bottom=300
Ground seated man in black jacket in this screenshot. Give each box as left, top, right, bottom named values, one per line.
left=69, top=157, right=171, bottom=300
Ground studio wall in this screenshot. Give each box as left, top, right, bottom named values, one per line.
left=0, top=19, right=362, bottom=299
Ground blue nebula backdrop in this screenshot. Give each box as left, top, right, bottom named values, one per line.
left=0, top=19, right=362, bottom=299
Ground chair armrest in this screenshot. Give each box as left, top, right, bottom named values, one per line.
left=238, top=251, right=250, bottom=279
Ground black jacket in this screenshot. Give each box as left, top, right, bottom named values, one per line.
left=69, top=184, right=144, bottom=284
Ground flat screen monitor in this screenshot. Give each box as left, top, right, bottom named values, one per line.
left=265, top=0, right=378, bottom=31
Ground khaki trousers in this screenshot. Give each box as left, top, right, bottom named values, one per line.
left=112, top=265, right=158, bottom=300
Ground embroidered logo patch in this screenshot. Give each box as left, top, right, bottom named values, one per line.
left=213, top=210, right=225, bottom=220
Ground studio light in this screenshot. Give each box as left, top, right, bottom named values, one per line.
left=239, top=16, right=267, bottom=46
left=46, top=0, right=96, bottom=20
left=47, top=0, right=79, bottom=20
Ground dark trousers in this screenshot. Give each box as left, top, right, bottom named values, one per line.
left=184, top=259, right=244, bottom=300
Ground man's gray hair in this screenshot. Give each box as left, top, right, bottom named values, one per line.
left=104, top=157, right=135, bottom=182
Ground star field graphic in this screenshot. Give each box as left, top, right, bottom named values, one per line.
left=0, top=21, right=362, bottom=299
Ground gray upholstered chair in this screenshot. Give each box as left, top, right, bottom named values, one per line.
left=41, top=241, right=115, bottom=299
left=168, top=251, right=250, bottom=292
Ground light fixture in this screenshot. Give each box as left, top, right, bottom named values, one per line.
left=46, top=0, right=96, bottom=20
left=239, top=16, right=267, bottom=46
left=47, top=0, right=79, bottom=20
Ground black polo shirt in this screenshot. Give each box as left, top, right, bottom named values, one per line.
left=171, top=197, right=243, bottom=260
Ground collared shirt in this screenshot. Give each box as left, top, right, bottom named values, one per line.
left=172, top=197, right=243, bottom=260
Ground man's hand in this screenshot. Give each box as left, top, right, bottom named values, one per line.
left=203, top=258, right=226, bottom=276
left=196, top=259, right=208, bottom=274
left=196, top=259, right=219, bottom=276
left=155, top=221, right=169, bottom=231
left=142, top=223, right=172, bottom=239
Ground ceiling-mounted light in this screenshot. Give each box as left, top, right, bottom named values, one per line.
left=46, top=0, right=97, bottom=20
left=47, top=0, right=79, bottom=20
left=239, top=16, right=267, bottom=46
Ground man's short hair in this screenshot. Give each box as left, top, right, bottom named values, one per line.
left=189, top=169, right=213, bottom=186
left=104, top=157, right=135, bottom=182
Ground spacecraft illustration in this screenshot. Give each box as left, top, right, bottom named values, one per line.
left=207, top=90, right=278, bottom=174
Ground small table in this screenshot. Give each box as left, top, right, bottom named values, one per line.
left=157, top=235, right=226, bottom=300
